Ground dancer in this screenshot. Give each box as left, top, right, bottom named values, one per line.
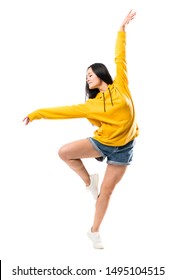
left=23, top=10, right=138, bottom=249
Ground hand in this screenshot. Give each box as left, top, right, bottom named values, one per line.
left=120, top=10, right=136, bottom=31
left=23, top=116, right=30, bottom=125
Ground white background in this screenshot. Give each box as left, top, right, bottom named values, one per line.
left=0, top=0, right=175, bottom=279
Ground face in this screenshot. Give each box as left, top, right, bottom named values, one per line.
left=86, top=67, right=101, bottom=89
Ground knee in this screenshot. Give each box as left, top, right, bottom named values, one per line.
left=99, top=188, right=113, bottom=200
left=58, top=145, right=69, bottom=161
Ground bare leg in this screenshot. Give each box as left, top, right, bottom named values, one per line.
left=58, top=139, right=101, bottom=186
left=91, top=164, right=127, bottom=232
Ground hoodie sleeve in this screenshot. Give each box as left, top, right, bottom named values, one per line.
left=113, top=31, right=128, bottom=87
left=28, top=103, right=90, bottom=122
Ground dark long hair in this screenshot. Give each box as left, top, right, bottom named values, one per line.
left=85, top=63, right=113, bottom=99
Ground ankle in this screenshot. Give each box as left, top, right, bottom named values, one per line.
left=91, top=226, right=99, bottom=233
left=85, top=175, right=91, bottom=186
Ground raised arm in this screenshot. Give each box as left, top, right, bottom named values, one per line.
left=114, top=10, right=136, bottom=88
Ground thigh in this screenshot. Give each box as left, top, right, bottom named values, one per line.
left=59, top=139, right=102, bottom=159
left=100, top=164, right=127, bottom=194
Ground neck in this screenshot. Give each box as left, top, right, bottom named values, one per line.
left=98, top=83, right=108, bottom=92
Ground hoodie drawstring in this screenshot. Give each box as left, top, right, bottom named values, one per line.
left=102, top=92, right=106, bottom=112
left=108, top=87, right=114, bottom=107
left=102, top=88, right=114, bottom=112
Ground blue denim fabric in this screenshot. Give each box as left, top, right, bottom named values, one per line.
left=88, top=137, right=136, bottom=165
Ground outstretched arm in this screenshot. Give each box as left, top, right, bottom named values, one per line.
left=22, top=102, right=92, bottom=125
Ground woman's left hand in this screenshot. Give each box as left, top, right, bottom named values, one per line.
left=120, top=10, right=136, bottom=31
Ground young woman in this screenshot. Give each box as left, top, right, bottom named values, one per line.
left=23, top=10, right=138, bottom=249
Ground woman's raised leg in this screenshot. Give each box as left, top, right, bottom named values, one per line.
left=58, top=139, right=101, bottom=186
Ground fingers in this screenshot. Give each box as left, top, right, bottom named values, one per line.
left=125, top=10, right=136, bottom=25
left=120, top=9, right=136, bottom=31
left=23, top=116, right=30, bottom=125
left=127, top=10, right=136, bottom=21
left=128, top=9, right=136, bottom=16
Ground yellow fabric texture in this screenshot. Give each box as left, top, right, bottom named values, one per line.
left=28, top=31, right=139, bottom=146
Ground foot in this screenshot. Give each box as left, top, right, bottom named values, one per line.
left=86, top=174, right=99, bottom=200
left=87, top=229, right=104, bottom=249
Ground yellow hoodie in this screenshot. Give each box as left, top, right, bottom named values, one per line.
left=28, top=31, right=139, bottom=146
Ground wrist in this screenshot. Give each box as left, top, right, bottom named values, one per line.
left=120, top=25, right=125, bottom=32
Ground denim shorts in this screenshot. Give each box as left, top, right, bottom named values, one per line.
left=88, top=137, right=136, bottom=165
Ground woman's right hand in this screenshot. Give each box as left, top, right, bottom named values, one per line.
left=23, top=116, right=30, bottom=125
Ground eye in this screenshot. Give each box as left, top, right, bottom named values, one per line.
left=86, top=74, right=92, bottom=80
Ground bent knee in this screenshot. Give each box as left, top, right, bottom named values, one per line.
left=58, top=146, right=69, bottom=161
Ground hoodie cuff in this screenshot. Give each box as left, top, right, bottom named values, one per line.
left=118, top=31, right=126, bottom=39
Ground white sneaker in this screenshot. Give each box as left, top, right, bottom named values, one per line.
left=86, top=174, right=99, bottom=200
left=87, top=229, right=104, bottom=249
